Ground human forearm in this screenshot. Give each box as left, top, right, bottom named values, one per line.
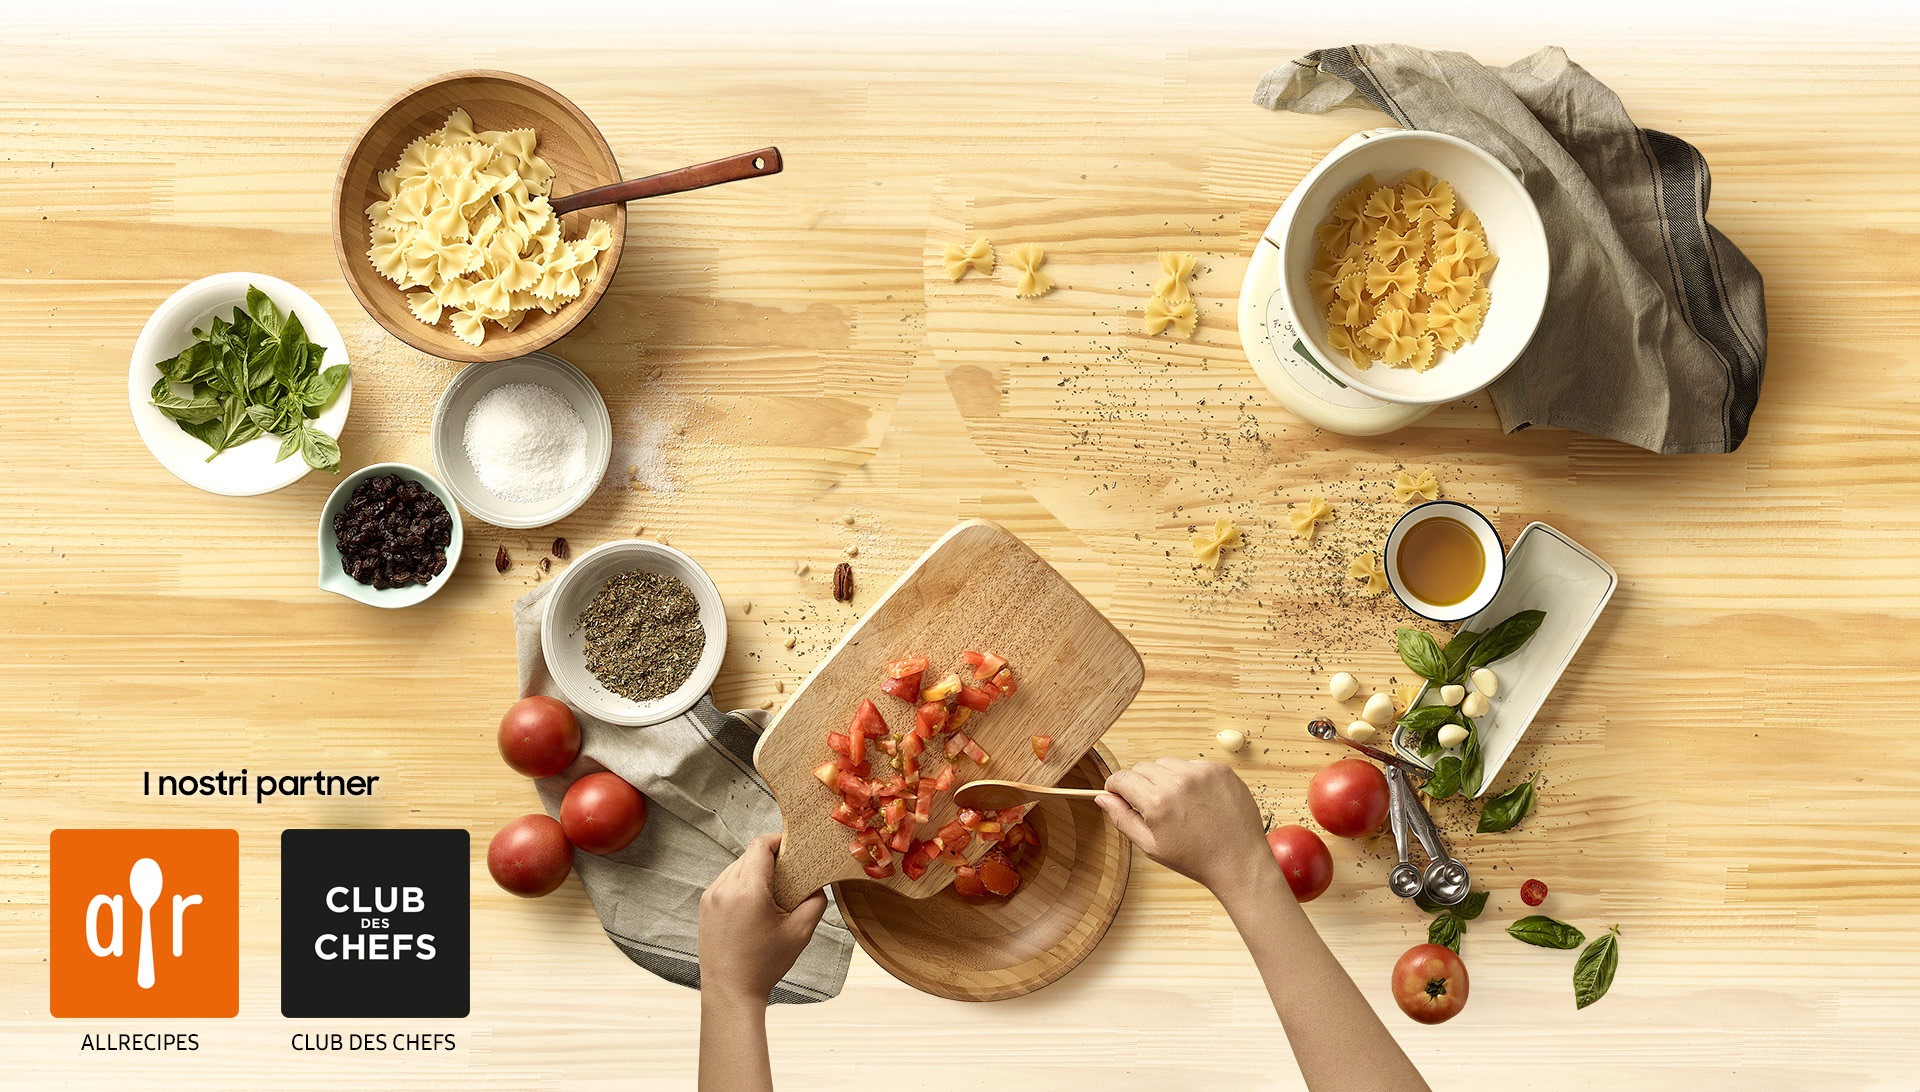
left=698, top=989, right=773, bottom=1092
left=1216, top=865, right=1429, bottom=1092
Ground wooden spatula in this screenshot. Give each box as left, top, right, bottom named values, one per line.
left=548, top=147, right=781, bottom=216
left=752, top=520, right=1143, bottom=910
left=951, top=779, right=1107, bottom=812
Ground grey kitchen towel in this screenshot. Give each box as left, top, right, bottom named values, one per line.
left=513, top=582, right=853, bottom=1004
left=1256, top=45, right=1767, bottom=454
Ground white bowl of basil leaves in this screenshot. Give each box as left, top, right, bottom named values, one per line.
left=128, top=272, right=352, bottom=496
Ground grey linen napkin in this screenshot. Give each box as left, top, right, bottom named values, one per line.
left=513, top=582, right=853, bottom=1004
left=1256, top=45, right=1767, bottom=454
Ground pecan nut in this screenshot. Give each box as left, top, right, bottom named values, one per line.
left=551, top=536, right=570, bottom=559
left=832, top=561, right=854, bottom=602
left=494, top=545, right=512, bottom=574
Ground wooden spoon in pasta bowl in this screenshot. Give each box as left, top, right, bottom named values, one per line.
left=333, top=69, right=783, bottom=364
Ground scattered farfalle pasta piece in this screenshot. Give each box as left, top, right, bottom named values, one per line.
left=1288, top=496, right=1333, bottom=542
left=1144, top=292, right=1196, bottom=338
left=943, top=236, right=995, bottom=281
left=1188, top=517, right=1244, bottom=570
left=1155, top=252, right=1197, bottom=302
left=1392, top=468, right=1441, bottom=503
left=365, top=108, right=612, bottom=346
left=1008, top=244, right=1053, bottom=298
left=1365, top=308, right=1427, bottom=366
left=1349, top=552, right=1388, bottom=595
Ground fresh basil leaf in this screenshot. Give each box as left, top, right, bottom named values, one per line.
left=1441, top=629, right=1482, bottom=683
left=1452, top=889, right=1489, bottom=921
left=300, top=363, right=348, bottom=409
left=245, top=403, right=282, bottom=433
left=1508, top=915, right=1585, bottom=950
left=1461, top=727, right=1485, bottom=798
left=1395, top=627, right=1448, bottom=681
left=1573, top=927, right=1621, bottom=1009
left=1423, top=755, right=1461, bottom=799
left=246, top=285, right=283, bottom=335
left=298, top=425, right=341, bottom=472
left=150, top=376, right=222, bottom=424
left=1398, top=704, right=1455, bottom=731
left=276, top=428, right=303, bottom=463
left=1477, top=774, right=1537, bottom=833
left=1467, top=610, right=1546, bottom=669
left=1427, top=911, right=1464, bottom=953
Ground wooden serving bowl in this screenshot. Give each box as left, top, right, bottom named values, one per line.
left=833, top=747, right=1131, bottom=1002
left=331, top=70, right=626, bottom=364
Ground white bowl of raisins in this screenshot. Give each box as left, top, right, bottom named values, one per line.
left=317, top=463, right=464, bottom=608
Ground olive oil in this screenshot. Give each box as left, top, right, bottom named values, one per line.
left=1396, top=517, right=1484, bottom=605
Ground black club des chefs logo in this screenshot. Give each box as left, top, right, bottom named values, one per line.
left=280, top=829, right=469, bottom=1018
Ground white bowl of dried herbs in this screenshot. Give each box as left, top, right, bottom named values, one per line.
left=128, top=272, right=352, bottom=496
left=541, top=539, right=728, bottom=726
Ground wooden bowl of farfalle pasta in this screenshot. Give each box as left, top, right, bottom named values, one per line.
left=332, top=70, right=625, bottom=364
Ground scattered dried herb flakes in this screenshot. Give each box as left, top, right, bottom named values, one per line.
left=577, top=570, right=705, bottom=702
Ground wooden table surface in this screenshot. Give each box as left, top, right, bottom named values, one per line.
left=5, top=16, right=1919, bottom=1091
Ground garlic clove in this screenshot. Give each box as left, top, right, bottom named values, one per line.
left=1342, top=720, right=1378, bottom=743
left=1471, top=667, right=1499, bottom=697
left=1360, top=692, right=1395, bottom=727
left=1216, top=728, right=1247, bottom=753
left=1462, top=692, right=1490, bottom=718
left=1329, top=671, right=1360, bottom=702
left=1439, top=684, right=1466, bottom=707
left=1436, top=724, right=1469, bottom=749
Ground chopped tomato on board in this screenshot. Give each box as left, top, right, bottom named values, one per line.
left=1031, top=735, right=1052, bottom=760
left=962, top=650, right=1008, bottom=681
left=818, top=652, right=1031, bottom=897
left=879, top=672, right=922, bottom=702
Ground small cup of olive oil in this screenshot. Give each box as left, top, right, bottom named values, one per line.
left=1383, top=501, right=1505, bottom=622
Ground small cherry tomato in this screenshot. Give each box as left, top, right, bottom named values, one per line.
left=1521, top=878, right=1549, bottom=906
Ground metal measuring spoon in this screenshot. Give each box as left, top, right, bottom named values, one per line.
left=1304, top=718, right=1426, bottom=776
left=1384, top=767, right=1425, bottom=900
left=1399, top=787, right=1472, bottom=905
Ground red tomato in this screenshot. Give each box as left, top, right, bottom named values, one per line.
left=560, top=772, right=648, bottom=854
left=1265, top=824, right=1333, bottom=902
left=886, top=656, right=931, bottom=679
left=488, top=814, right=573, bottom=897
left=956, top=685, right=993, bottom=711
left=1391, top=943, right=1469, bottom=1024
left=1307, top=759, right=1391, bottom=839
left=1521, top=879, right=1549, bottom=906
left=879, top=673, right=922, bottom=702
left=496, top=696, right=581, bottom=779
left=950, top=865, right=987, bottom=898
left=1030, top=734, right=1053, bottom=761
left=975, top=850, right=1021, bottom=897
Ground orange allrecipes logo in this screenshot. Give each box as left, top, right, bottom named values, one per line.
left=50, top=829, right=239, bottom=1018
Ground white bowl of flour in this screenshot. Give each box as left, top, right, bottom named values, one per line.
left=430, top=351, right=612, bottom=528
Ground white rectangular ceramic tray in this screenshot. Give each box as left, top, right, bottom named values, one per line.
left=1391, top=522, right=1617, bottom=797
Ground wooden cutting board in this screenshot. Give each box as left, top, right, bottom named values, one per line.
left=754, top=519, right=1144, bottom=909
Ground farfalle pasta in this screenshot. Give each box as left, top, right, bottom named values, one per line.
left=1008, top=244, right=1053, bottom=298
left=366, top=108, right=613, bottom=347
left=944, top=237, right=995, bottom=281
left=1144, top=252, right=1200, bottom=339
left=1188, top=517, right=1243, bottom=570
left=1308, top=170, right=1495, bottom=372
left=1289, top=496, right=1333, bottom=542
left=1349, top=552, right=1388, bottom=595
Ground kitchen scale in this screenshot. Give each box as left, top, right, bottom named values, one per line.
left=1237, top=192, right=1435, bottom=436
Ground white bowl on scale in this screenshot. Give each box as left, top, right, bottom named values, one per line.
left=1271, top=128, right=1550, bottom=407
